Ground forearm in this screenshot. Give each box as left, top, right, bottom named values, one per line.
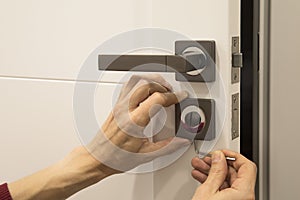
left=8, top=146, right=117, bottom=200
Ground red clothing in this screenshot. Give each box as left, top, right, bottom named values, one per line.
left=0, top=183, right=12, bottom=200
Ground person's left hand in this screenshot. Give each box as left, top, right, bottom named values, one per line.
left=87, top=74, right=191, bottom=172
left=6, top=75, right=191, bottom=200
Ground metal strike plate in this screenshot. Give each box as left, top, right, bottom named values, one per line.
left=175, top=98, right=215, bottom=141
left=98, top=40, right=216, bottom=82
left=231, top=37, right=242, bottom=84
left=232, top=93, right=240, bottom=140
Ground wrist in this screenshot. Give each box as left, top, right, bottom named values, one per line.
left=51, top=146, right=118, bottom=198
left=8, top=146, right=118, bottom=200
left=65, top=146, right=118, bottom=178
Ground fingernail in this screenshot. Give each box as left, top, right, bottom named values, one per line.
left=212, top=151, right=222, bottom=163
left=176, top=91, right=189, bottom=102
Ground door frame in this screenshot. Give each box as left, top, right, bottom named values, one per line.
left=241, top=0, right=271, bottom=199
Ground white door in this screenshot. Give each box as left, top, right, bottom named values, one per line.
left=0, top=1, right=240, bottom=200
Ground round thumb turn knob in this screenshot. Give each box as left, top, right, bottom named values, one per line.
left=185, top=111, right=201, bottom=127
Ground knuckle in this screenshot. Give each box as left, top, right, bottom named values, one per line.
left=130, top=113, right=141, bottom=123
left=253, top=163, right=258, bottom=172
left=152, top=92, right=167, bottom=104
left=151, top=74, right=163, bottom=80
left=210, top=166, right=223, bottom=175
left=191, top=157, right=198, bottom=167
left=147, top=82, right=156, bottom=90
left=130, top=113, right=139, bottom=123
left=136, top=79, right=147, bottom=86
left=130, top=75, right=139, bottom=80
left=248, top=161, right=257, bottom=172
left=130, top=112, right=149, bottom=127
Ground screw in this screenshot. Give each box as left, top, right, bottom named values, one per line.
left=234, top=74, right=238, bottom=80
left=233, top=97, right=237, bottom=103
left=233, top=39, right=238, bottom=47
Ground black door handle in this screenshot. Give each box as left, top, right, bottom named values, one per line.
left=98, top=40, right=215, bottom=82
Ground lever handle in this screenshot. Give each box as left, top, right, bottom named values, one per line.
left=98, top=40, right=216, bottom=82
left=98, top=54, right=205, bottom=73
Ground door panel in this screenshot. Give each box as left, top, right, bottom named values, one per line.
left=0, top=0, right=143, bottom=80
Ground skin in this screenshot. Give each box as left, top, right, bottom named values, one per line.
left=8, top=147, right=112, bottom=200
left=191, top=150, right=257, bottom=200
left=7, top=75, right=190, bottom=200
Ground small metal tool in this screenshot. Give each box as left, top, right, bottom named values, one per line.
left=204, top=153, right=236, bottom=161
left=193, top=141, right=236, bottom=161
left=198, top=151, right=236, bottom=161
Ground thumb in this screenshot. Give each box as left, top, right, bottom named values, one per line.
left=202, top=151, right=228, bottom=194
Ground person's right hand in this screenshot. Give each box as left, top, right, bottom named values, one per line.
left=191, top=150, right=257, bottom=200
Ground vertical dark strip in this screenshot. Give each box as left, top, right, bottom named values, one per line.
left=252, top=0, right=260, bottom=198
left=241, top=0, right=254, bottom=159
left=241, top=0, right=261, bottom=198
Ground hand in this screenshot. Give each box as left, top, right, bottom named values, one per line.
left=87, top=74, right=191, bottom=172
left=191, top=150, right=257, bottom=200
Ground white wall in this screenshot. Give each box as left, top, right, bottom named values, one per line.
left=269, top=0, right=300, bottom=199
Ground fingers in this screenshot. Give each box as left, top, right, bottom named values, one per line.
left=202, top=151, right=228, bottom=194
left=221, top=150, right=251, bottom=170
left=141, top=91, right=187, bottom=107
left=191, top=156, right=231, bottom=190
left=119, top=74, right=173, bottom=99
left=191, top=169, right=208, bottom=183
left=117, top=74, right=187, bottom=127
left=227, top=165, right=238, bottom=186
left=219, top=181, right=230, bottom=191
left=191, top=157, right=210, bottom=175
left=128, top=82, right=168, bottom=110
left=221, top=149, right=257, bottom=180
left=203, top=156, right=212, bottom=166
left=134, top=74, right=173, bottom=90
left=221, top=149, right=257, bottom=191
left=132, top=91, right=188, bottom=127
left=191, top=169, right=230, bottom=191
